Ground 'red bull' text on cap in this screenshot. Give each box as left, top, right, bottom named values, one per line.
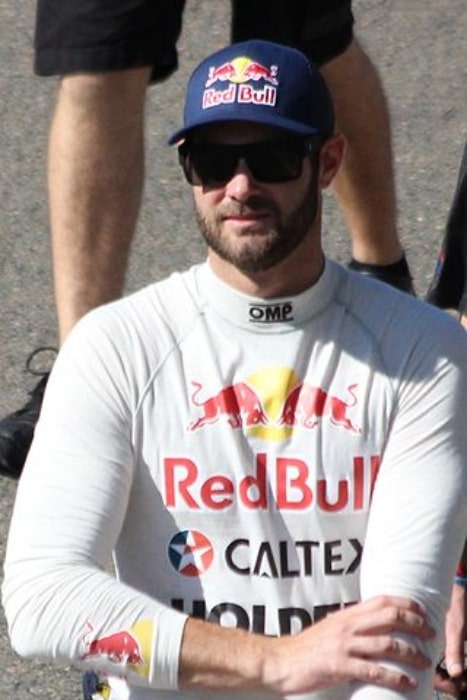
left=168, top=39, right=335, bottom=145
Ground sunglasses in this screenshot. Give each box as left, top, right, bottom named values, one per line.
left=178, top=136, right=322, bottom=187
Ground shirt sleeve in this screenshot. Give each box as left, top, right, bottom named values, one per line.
left=1, top=311, right=188, bottom=691
left=351, top=322, right=467, bottom=699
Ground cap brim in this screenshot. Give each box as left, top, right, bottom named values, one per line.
left=167, top=112, right=322, bottom=146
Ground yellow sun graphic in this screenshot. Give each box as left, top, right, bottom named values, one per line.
left=246, top=366, right=300, bottom=441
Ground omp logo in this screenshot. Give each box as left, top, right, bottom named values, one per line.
left=248, top=302, right=293, bottom=323
left=168, top=529, right=214, bottom=576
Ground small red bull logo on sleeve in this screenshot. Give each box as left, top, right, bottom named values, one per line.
left=203, top=56, right=278, bottom=110
left=79, top=619, right=154, bottom=678
left=188, top=367, right=361, bottom=440
left=80, top=622, right=144, bottom=666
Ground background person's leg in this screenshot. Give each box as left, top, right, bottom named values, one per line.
left=231, top=0, right=412, bottom=292
left=320, top=38, right=401, bottom=265
left=0, top=0, right=185, bottom=478
left=49, top=68, right=151, bottom=342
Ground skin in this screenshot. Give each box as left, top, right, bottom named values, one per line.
left=177, top=121, right=436, bottom=694
left=192, top=122, right=344, bottom=298
left=48, top=67, right=151, bottom=343
left=321, top=38, right=403, bottom=264
left=180, top=596, right=434, bottom=694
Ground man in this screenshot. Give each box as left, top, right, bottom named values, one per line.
left=0, top=0, right=412, bottom=480
left=426, top=142, right=467, bottom=699
left=426, top=141, right=467, bottom=327
left=3, top=40, right=465, bottom=700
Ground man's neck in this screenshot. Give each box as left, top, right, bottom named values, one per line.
left=207, top=239, right=325, bottom=299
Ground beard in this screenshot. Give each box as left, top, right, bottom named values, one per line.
left=195, top=167, right=319, bottom=274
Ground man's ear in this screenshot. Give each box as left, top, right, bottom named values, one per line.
left=318, top=134, right=346, bottom=189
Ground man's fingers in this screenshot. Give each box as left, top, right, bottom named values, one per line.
left=350, top=635, right=432, bottom=669
left=350, top=596, right=435, bottom=639
left=349, top=659, right=418, bottom=691
left=361, top=595, right=427, bottom=615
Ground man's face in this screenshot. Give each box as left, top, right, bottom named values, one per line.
left=188, top=123, right=320, bottom=275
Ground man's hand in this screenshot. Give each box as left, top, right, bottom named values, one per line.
left=434, top=582, right=466, bottom=696
left=262, top=595, right=435, bottom=695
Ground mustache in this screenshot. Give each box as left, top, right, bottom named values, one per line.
left=216, top=195, right=279, bottom=218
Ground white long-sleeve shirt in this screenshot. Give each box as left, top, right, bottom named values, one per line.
left=3, top=259, right=467, bottom=700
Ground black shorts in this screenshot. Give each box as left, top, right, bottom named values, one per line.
left=231, top=0, right=354, bottom=67
left=34, top=0, right=354, bottom=80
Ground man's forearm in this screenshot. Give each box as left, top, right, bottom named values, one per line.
left=179, top=596, right=434, bottom=696
left=179, top=616, right=269, bottom=691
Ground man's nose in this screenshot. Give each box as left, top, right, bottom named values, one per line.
left=223, top=158, right=259, bottom=199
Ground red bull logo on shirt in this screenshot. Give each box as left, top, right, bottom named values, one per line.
left=203, top=55, right=278, bottom=110
left=188, top=367, right=361, bottom=440
left=164, top=454, right=381, bottom=513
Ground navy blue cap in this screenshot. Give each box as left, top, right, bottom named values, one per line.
left=168, top=39, right=335, bottom=145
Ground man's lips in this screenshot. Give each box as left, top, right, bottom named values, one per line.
left=222, top=211, right=272, bottom=224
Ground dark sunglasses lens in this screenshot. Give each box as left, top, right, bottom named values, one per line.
left=180, top=147, right=237, bottom=186
left=179, top=139, right=312, bottom=186
left=248, top=142, right=304, bottom=182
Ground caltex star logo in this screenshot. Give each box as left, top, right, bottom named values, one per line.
left=168, top=530, right=214, bottom=576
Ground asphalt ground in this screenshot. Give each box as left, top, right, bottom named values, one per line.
left=1, top=0, right=466, bottom=697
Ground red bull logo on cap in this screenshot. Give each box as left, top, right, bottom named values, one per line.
left=203, top=55, right=278, bottom=110
left=205, top=56, right=278, bottom=87
left=188, top=367, right=361, bottom=441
